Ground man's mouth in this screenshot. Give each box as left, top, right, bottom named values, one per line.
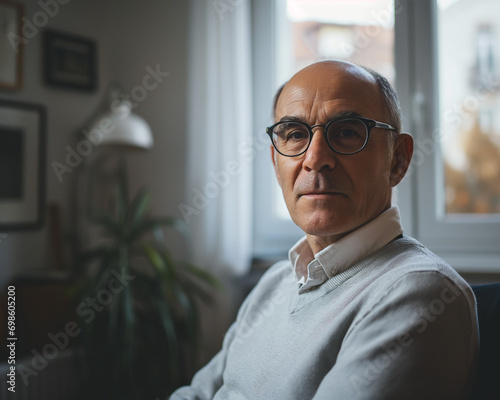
left=300, top=191, right=343, bottom=198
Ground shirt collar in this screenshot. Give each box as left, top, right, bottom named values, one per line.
left=289, top=206, right=403, bottom=292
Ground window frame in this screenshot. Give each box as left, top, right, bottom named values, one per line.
left=404, top=0, right=500, bottom=271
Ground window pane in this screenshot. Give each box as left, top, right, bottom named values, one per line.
left=274, top=0, right=396, bottom=219
left=438, top=0, right=500, bottom=215
left=278, top=0, right=395, bottom=83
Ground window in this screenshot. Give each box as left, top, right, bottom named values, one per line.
left=437, top=1, right=500, bottom=215
left=408, top=0, right=500, bottom=270
left=252, top=0, right=500, bottom=270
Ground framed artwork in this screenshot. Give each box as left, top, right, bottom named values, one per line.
left=0, top=100, right=46, bottom=231
left=43, top=29, right=97, bottom=91
left=0, top=0, right=24, bottom=90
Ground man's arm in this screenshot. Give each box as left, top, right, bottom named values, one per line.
left=312, top=271, right=478, bottom=400
left=169, top=322, right=236, bottom=400
left=170, top=261, right=287, bottom=399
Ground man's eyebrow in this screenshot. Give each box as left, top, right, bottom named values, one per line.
left=326, top=111, right=363, bottom=122
left=278, top=111, right=363, bottom=124
left=278, top=115, right=306, bottom=123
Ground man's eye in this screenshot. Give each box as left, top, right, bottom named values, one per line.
left=337, top=129, right=358, bottom=138
left=286, top=130, right=308, bottom=141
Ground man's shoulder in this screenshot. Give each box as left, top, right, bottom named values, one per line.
left=364, top=235, right=474, bottom=306
left=380, top=235, right=460, bottom=278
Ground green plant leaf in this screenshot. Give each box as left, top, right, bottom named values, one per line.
left=107, top=286, right=121, bottom=347
left=173, top=284, right=199, bottom=348
left=151, top=284, right=180, bottom=384
left=79, top=246, right=114, bottom=265
left=127, top=188, right=152, bottom=232
left=87, top=208, right=121, bottom=237
left=142, top=242, right=168, bottom=277
left=183, top=262, right=222, bottom=289
left=130, top=216, right=187, bottom=241
left=180, top=288, right=201, bottom=369
left=116, top=156, right=129, bottom=220
left=116, top=245, right=135, bottom=377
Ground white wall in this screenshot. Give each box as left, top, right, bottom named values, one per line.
left=0, top=0, right=189, bottom=288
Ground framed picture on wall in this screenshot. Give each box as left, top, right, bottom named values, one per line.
left=0, top=100, right=46, bottom=231
left=0, top=0, right=24, bottom=90
left=43, top=29, right=97, bottom=91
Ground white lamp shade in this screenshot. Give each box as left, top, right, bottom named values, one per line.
left=89, top=102, right=154, bottom=149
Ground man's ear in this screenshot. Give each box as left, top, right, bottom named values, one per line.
left=271, top=145, right=282, bottom=187
left=389, top=133, right=414, bottom=187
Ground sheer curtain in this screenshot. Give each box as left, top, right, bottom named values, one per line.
left=184, top=0, right=253, bottom=276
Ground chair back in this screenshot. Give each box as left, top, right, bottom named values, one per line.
left=469, top=283, right=500, bottom=400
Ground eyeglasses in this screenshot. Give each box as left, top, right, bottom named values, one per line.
left=266, top=116, right=396, bottom=157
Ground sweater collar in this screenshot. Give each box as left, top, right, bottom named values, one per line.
left=288, top=206, right=404, bottom=293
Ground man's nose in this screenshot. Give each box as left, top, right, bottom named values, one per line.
left=303, top=127, right=336, bottom=172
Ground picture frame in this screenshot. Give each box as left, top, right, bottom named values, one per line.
left=0, top=100, right=46, bottom=231
left=43, top=29, right=97, bottom=91
left=0, top=0, right=24, bottom=90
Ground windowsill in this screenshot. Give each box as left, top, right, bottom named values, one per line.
left=439, top=252, right=500, bottom=274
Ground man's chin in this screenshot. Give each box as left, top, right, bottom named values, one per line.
left=294, top=211, right=353, bottom=238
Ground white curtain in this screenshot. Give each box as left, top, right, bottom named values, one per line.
left=184, top=0, right=253, bottom=276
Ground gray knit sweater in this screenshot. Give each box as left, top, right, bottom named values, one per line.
left=171, top=236, right=478, bottom=399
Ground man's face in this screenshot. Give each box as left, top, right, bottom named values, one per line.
left=272, top=62, right=398, bottom=247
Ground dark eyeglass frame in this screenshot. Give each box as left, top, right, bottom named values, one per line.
left=266, top=116, right=397, bottom=157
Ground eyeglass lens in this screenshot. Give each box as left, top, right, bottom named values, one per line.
left=272, top=119, right=368, bottom=156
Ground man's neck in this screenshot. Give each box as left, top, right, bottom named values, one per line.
left=305, top=233, right=348, bottom=256
left=305, top=205, right=392, bottom=256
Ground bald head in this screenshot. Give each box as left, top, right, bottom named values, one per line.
left=272, top=61, right=402, bottom=135
left=288, top=60, right=378, bottom=88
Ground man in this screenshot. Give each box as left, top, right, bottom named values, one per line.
left=171, top=60, right=478, bottom=399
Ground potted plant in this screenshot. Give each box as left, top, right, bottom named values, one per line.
left=77, top=161, right=219, bottom=400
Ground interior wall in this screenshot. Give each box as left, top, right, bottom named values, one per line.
left=105, top=0, right=190, bottom=258
left=0, top=0, right=189, bottom=288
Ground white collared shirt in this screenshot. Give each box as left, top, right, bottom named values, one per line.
left=289, top=206, right=404, bottom=294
